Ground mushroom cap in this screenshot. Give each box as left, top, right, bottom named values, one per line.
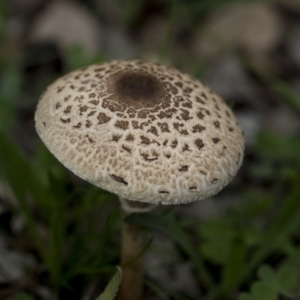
left=35, top=60, right=244, bottom=205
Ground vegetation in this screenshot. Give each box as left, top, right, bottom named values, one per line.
left=1, top=0, right=300, bottom=299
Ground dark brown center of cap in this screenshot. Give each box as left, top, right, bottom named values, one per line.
left=112, top=71, right=164, bottom=109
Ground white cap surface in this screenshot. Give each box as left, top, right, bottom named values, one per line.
left=35, top=60, right=245, bottom=204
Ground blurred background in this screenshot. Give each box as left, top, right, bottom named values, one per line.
left=1, top=0, right=300, bottom=299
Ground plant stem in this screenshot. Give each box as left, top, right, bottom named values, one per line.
left=118, top=211, right=144, bottom=300
left=118, top=200, right=152, bottom=300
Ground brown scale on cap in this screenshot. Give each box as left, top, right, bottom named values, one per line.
left=35, top=60, right=245, bottom=205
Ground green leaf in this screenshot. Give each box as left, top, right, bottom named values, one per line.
left=240, top=263, right=297, bottom=300
left=240, top=294, right=252, bottom=300
left=242, top=183, right=300, bottom=284
left=251, top=282, right=278, bottom=300
left=239, top=282, right=278, bottom=300
left=199, top=220, right=234, bottom=265
left=260, top=263, right=297, bottom=295
left=125, top=212, right=213, bottom=288
left=276, top=264, right=297, bottom=295
left=96, top=267, right=122, bottom=300
left=220, top=231, right=247, bottom=295
left=258, top=265, right=277, bottom=287
left=284, top=245, right=300, bottom=268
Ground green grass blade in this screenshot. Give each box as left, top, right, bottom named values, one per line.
left=145, top=279, right=169, bottom=300
left=121, top=234, right=153, bottom=268
left=270, top=79, right=300, bottom=118
left=220, top=231, right=247, bottom=295
left=0, top=129, right=65, bottom=286
left=126, top=212, right=213, bottom=288
left=0, top=65, right=22, bottom=129
left=242, top=182, right=300, bottom=285
left=256, top=132, right=300, bottom=164
left=244, top=58, right=300, bottom=118
left=0, top=129, right=48, bottom=255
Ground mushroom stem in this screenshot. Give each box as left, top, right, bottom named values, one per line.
left=118, top=198, right=154, bottom=300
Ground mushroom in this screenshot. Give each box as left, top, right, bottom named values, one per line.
left=35, top=60, right=245, bottom=300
